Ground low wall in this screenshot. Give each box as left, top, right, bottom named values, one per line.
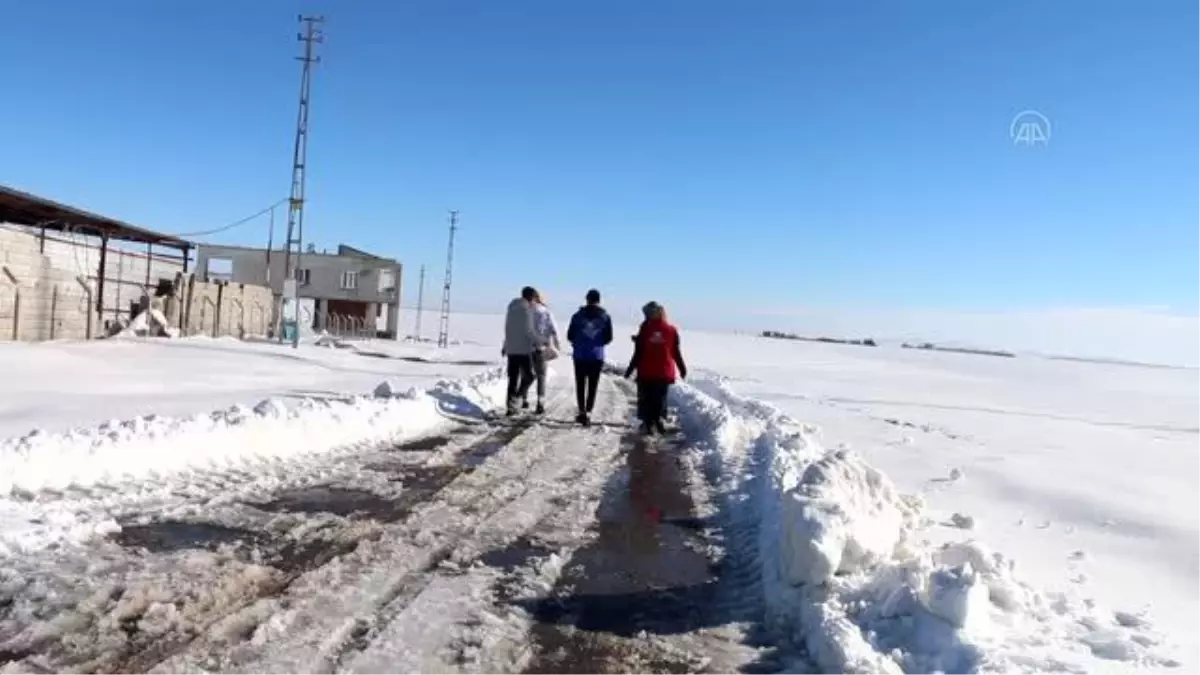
left=1, top=226, right=98, bottom=341
left=169, top=275, right=275, bottom=339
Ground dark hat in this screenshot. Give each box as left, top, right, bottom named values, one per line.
left=521, top=286, right=537, bottom=301
left=585, top=289, right=601, bottom=304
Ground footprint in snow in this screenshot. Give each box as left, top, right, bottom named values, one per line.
left=927, top=468, right=965, bottom=485
left=947, top=513, right=976, bottom=530
left=1114, top=610, right=1148, bottom=628
left=1069, top=550, right=1087, bottom=561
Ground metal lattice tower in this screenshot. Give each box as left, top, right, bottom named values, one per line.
left=281, top=14, right=324, bottom=347
left=436, top=210, right=458, bottom=348
left=413, top=264, right=426, bottom=340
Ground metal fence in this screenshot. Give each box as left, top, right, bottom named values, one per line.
left=323, top=312, right=375, bottom=340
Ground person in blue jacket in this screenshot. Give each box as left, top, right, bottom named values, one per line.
left=566, top=289, right=614, bottom=426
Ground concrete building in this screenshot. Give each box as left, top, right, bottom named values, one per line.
left=194, top=243, right=402, bottom=338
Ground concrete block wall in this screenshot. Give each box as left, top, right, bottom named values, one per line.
left=173, top=275, right=274, bottom=339
left=0, top=226, right=98, bottom=341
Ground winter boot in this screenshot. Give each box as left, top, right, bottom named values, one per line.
left=535, top=400, right=545, bottom=415
left=576, top=412, right=590, bottom=427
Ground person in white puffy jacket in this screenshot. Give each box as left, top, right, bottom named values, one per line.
left=525, top=290, right=562, bottom=414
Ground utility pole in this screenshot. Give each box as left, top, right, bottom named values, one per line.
left=281, top=14, right=324, bottom=348
left=414, top=264, right=426, bottom=340
left=265, top=203, right=276, bottom=287
left=437, top=210, right=458, bottom=348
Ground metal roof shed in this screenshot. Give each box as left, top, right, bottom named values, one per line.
left=0, top=183, right=194, bottom=321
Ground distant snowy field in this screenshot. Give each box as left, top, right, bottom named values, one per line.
left=0, top=307, right=1195, bottom=672
left=674, top=329, right=1199, bottom=671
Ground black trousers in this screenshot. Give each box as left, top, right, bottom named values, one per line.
left=573, top=358, right=603, bottom=414
left=506, top=354, right=535, bottom=406
left=530, top=349, right=547, bottom=399
left=636, top=380, right=671, bottom=425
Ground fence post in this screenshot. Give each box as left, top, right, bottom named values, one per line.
left=76, top=276, right=93, bottom=340
left=183, top=275, right=196, bottom=337
left=213, top=281, right=224, bottom=338
left=10, top=288, right=18, bottom=341
left=50, top=284, right=58, bottom=340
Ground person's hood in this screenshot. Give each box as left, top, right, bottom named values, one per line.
left=578, top=304, right=607, bottom=319
left=641, top=316, right=670, bottom=330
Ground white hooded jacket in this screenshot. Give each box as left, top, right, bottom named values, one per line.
left=531, top=303, right=561, bottom=352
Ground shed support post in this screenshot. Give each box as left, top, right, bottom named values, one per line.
left=96, top=234, right=109, bottom=317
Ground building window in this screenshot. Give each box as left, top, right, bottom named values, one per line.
left=205, top=258, right=233, bottom=282
left=295, top=268, right=311, bottom=285
left=377, top=269, right=395, bottom=293
left=340, top=270, right=358, bottom=290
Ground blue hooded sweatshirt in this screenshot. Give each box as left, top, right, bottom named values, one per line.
left=566, top=304, right=613, bottom=361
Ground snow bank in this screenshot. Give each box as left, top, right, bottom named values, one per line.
left=0, top=368, right=506, bottom=498
left=780, top=449, right=923, bottom=586
left=671, top=376, right=1182, bottom=673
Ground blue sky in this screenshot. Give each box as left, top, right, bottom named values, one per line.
left=2, top=1, right=1197, bottom=340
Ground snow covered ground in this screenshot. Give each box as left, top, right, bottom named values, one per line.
left=678, top=331, right=1198, bottom=671
left=0, top=330, right=497, bottom=439
left=0, top=308, right=1194, bottom=673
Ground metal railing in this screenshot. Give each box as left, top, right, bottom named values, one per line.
left=323, top=312, right=375, bottom=340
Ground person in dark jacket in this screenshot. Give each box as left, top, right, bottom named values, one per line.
left=624, top=301, right=687, bottom=435
left=566, top=289, right=614, bottom=426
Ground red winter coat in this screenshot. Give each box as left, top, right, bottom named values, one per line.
left=625, top=318, right=688, bottom=383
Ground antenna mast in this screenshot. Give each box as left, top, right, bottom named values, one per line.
left=437, top=210, right=458, bottom=348
left=281, top=14, right=324, bottom=347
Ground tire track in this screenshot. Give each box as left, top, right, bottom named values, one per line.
left=322, top=382, right=632, bottom=673
left=114, top=417, right=540, bottom=674
left=515, top=420, right=770, bottom=675
left=142, top=385, right=587, bottom=674
left=0, top=410, right=542, bottom=675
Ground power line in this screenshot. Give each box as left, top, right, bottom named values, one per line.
left=437, top=210, right=458, bottom=349
left=172, top=198, right=288, bottom=238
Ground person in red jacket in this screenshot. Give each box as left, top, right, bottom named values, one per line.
left=624, top=301, right=687, bottom=435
